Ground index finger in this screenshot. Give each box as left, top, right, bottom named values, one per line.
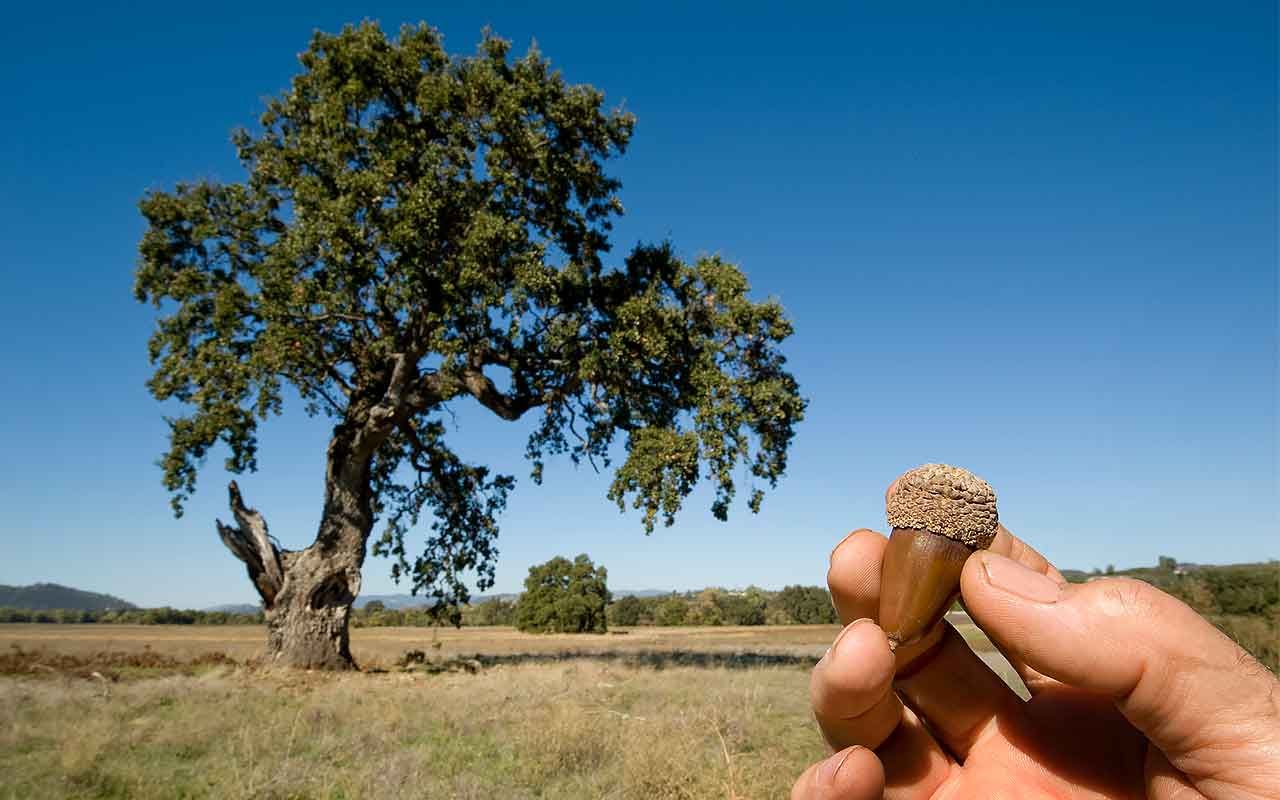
left=987, top=524, right=1065, bottom=584
left=971, top=524, right=1067, bottom=694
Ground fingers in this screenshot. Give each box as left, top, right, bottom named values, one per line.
left=987, top=524, right=1065, bottom=584
left=892, top=624, right=1025, bottom=760
left=978, top=524, right=1066, bottom=693
left=811, top=619, right=905, bottom=751
left=791, top=746, right=885, bottom=800
left=878, top=709, right=953, bottom=800
left=809, top=619, right=952, bottom=799
left=828, top=529, right=886, bottom=624
left=827, top=527, right=1028, bottom=760
left=962, top=552, right=1280, bottom=792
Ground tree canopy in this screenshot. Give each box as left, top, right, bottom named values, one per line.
left=514, top=554, right=610, bottom=633
left=134, top=22, right=805, bottom=617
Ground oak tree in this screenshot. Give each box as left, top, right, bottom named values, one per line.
left=135, top=22, right=805, bottom=669
left=513, top=554, right=610, bottom=634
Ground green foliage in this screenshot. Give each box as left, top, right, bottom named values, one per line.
left=1213, top=614, right=1279, bottom=672
left=770, top=585, right=838, bottom=625
left=605, top=595, right=647, bottom=626
left=462, top=597, right=518, bottom=626
left=514, top=555, right=610, bottom=633
left=351, top=603, right=439, bottom=627
left=716, top=587, right=769, bottom=626
left=653, top=595, right=688, bottom=627
left=604, top=586, right=831, bottom=627
left=134, top=21, right=805, bottom=613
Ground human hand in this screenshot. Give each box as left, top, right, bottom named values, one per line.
left=791, top=516, right=1280, bottom=799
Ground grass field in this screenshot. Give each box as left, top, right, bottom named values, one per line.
left=0, top=623, right=1018, bottom=799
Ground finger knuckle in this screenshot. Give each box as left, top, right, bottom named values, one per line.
left=1092, top=577, right=1158, bottom=620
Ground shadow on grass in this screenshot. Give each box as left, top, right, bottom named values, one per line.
left=1, top=644, right=235, bottom=680
left=392, top=648, right=821, bottom=674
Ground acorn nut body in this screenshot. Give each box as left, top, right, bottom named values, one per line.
left=877, top=464, right=999, bottom=649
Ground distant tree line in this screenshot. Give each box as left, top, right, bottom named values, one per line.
left=0, top=607, right=264, bottom=625
left=346, top=585, right=839, bottom=629
left=603, top=585, right=839, bottom=627
left=7, top=556, right=1272, bottom=670
left=0, top=584, right=837, bottom=629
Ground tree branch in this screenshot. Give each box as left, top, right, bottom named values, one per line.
left=326, top=366, right=354, bottom=397
left=462, top=368, right=541, bottom=420
left=300, top=377, right=346, bottom=415
left=215, top=481, right=284, bottom=608
left=396, top=418, right=434, bottom=472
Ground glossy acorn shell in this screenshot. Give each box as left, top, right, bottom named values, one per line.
left=878, top=527, right=974, bottom=648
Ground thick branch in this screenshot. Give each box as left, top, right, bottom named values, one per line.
left=215, top=481, right=284, bottom=608
left=462, top=368, right=541, bottom=420
left=356, top=352, right=421, bottom=456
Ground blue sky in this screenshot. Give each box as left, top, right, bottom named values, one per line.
left=1, top=1, right=1275, bottom=608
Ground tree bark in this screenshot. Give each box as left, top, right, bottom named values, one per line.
left=216, top=419, right=379, bottom=670
left=262, top=545, right=360, bottom=670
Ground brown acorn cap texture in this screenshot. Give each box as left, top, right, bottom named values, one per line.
left=886, top=464, right=999, bottom=549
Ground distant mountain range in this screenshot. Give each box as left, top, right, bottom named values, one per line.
left=0, top=584, right=675, bottom=613
left=204, top=603, right=262, bottom=614
left=0, top=583, right=136, bottom=611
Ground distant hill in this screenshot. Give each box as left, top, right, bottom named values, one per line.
left=355, top=593, right=520, bottom=609
left=204, top=603, right=261, bottom=615
left=0, top=583, right=136, bottom=611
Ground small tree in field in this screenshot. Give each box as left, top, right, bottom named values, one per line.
left=514, top=555, right=610, bottom=633
left=134, top=22, right=805, bottom=669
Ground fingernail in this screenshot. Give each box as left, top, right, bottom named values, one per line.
left=834, top=617, right=872, bottom=646
left=823, top=618, right=872, bottom=662
left=818, top=746, right=861, bottom=785
left=982, top=553, right=1061, bottom=603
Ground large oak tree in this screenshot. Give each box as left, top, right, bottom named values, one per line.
left=135, top=22, right=805, bottom=669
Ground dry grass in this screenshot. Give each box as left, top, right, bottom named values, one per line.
left=0, top=624, right=1021, bottom=799
left=0, top=624, right=853, bottom=665
left=0, top=660, right=821, bottom=799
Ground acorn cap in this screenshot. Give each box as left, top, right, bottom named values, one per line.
left=886, top=464, right=999, bottom=549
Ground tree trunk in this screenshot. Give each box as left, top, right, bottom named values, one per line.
left=263, top=546, right=360, bottom=670
left=216, top=422, right=378, bottom=669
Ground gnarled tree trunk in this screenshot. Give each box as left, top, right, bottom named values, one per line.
left=216, top=423, right=378, bottom=670
left=263, top=546, right=360, bottom=670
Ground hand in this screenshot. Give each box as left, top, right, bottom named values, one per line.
left=791, top=519, right=1280, bottom=799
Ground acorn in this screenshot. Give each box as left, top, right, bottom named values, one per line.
left=878, top=464, right=999, bottom=649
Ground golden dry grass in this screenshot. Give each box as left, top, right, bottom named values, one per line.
left=0, top=624, right=1021, bottom=799
left=0, top=623, right=848, bottom=665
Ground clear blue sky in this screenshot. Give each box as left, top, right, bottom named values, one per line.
left=1, top=1, right=1275, bottom=608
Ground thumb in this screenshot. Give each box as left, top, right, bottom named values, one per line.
left=961, top=552, right=1280, bottom=788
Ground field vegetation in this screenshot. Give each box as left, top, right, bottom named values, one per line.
left=0, top=623, right=1018, bottom=799
left=3, top=560, right=1273, bottom=670
left=5, top=555, right=1274, bottom=800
